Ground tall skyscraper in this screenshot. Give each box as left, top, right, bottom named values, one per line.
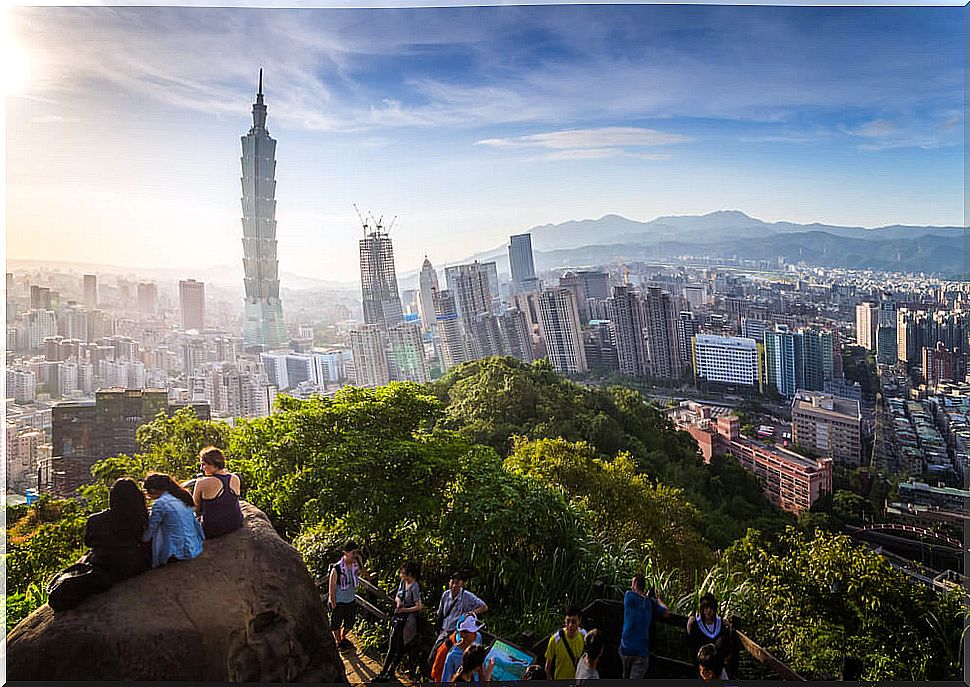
left=241, top=70, right=288, bottom=350
left=509, top=233, right=537, bottom=288
left=677, top=310, right=697, bottom=373
left=536, top=288, right=587, bottom=374
left=445, top=262, right=492, bottom=319
left=643, top=286, right=682, bottom=379
left=608, top=285, right=649, bottom=377
left=179, top=279, right=206, bottom=331
left=417, top=257, right=439, bottom=331
left=359, top=221, right=404, bottom=332
left=83, top=275, right=98, bottom=309
left=876, top=300, right=898, bottom=364
left=764, top=325, right=803, bottom=397
left=855, top=302, right=878, bottom=350
left=136, top=282, right=157, bottom=315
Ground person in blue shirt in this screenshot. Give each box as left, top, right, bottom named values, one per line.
left=442, top=614, right=485, bottom=682
left=142, top=473, right=204, bottom=568
left=620, top=574, right=669, bottom=679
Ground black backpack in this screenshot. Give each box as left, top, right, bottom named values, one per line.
left=47, top=557, right=112, bottom=612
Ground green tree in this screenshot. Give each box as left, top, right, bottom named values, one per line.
left=716, top=527, right=966, bottom=680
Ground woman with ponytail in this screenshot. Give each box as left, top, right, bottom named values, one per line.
left=142, top=473, right=205, bottom=567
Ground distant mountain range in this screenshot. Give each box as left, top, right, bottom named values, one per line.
left=402, top=210, right=966, bottom=285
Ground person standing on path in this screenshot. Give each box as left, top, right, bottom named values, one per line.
left=620, top=575, right=669, bottom=679
left=328, top=540, right=367, bottom=652
left=429, top=572, right=488, bottom=669
left=544, top=605, right=587, bottom=681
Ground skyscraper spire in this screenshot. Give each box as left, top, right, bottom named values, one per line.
left=251, top=68, right=267, bottom=131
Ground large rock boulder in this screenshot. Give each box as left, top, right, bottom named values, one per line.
left=7, top=502, right=347, bottom=682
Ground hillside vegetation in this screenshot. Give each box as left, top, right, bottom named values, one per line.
left=5, top=358, right=964, bottom=680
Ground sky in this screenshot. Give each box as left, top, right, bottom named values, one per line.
left=5, top=4, right=965, bottom=284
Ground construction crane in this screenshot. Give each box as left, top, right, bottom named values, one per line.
left=353, top=204, right=369, bottom=235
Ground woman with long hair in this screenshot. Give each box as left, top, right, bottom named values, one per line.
left=85, top=477, right=151, bottom=581
left=374, top=561, right=423, bottom=682
left=142, top=473, right=204, bottom=567
left=192, top=446, right=243, bottom=539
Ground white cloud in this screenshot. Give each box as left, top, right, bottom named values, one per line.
left=479, top=126, right=687, bottom=162
left=480, top=127, right=690, bottom=150
left=841, top=119, right=896, bottom=138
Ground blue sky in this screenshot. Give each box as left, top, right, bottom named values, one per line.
left=6, top=5, right=964, bottom=283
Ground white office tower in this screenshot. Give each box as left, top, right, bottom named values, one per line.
left=693, top=335, right=761, bottom=388
left=855, top=302, right=878, bottom=350
left=350, top=325, right=391, bottom=388
left=536, top=288, right=587, bottom=374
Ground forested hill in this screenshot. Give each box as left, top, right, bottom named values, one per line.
left=5, top=357, right=965, bottom=681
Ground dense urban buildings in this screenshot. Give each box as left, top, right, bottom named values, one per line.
left=240, top=70, right=288, bottom=349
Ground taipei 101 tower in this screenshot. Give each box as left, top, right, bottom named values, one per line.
left=240, top=69, right=288, bottom=349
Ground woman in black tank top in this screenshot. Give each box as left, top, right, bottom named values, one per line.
left=192, top=446, right=244, bottom=539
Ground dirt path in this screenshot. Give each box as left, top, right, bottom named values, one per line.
left=340, top=632, right=418, bottom=686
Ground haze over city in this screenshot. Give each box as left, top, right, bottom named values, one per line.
left=6, top=4, right=964, bottom=283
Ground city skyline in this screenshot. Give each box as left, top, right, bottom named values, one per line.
left=6, top=5, right=964, bottom=283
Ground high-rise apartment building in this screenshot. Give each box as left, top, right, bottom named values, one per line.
left=876, top=300, right=898, bottom=364
left=677, top=311, right=697, bottom=372
left=417, top=257, right=440, bottom=331
left=509, top=233, right=537, bottom=288
left=791, top=390, right=862, bottom=467
left=434, top=289, right=469, bottom=370
left=349, top=325, right=391, bottom=388
left=855, top=302, right=879, bottom=350
left=388, top=322, right=430, bottom=383
left=536, top=288, right=587, bottom=374
left=83, top=274, right=98, bottom=309
left=179, top=279, right=206, bottom=331
left=360, top=223, right=404, bottom=332
left=764, top=325, right=803, bottom=397
left=608, top=285, right=649, bottom=377
left=241, top=71, right=288, bottom=349
left=498, top=308, right=535, bottom=363
left=136, top=282, right=158, bottom=315
left=922, top=342, right=968, bottom=386
left=643, top=286, right=682, bottom=379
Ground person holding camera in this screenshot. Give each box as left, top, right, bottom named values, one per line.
left=620, top=575, right=669, bottom=679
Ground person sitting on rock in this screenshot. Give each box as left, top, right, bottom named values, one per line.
left=192, top=446, right=243, bottom=539
left=85, top=478, right=152, bottom=582
left=143, top=473, right=204, bottom=568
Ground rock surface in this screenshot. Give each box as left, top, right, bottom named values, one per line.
left=7, top=502, right=347, bottom=682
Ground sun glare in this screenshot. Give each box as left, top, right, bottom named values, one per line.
left=3, top=9, right=31, bottom=96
